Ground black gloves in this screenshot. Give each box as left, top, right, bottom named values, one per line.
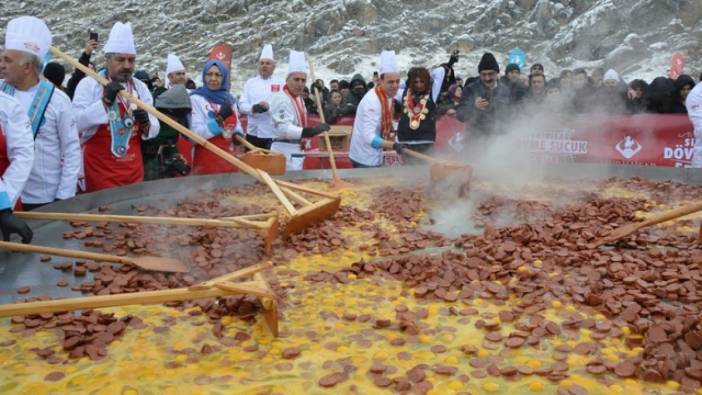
left=103, top=81, right=124, bottom=106
left=393, top=143, right=406, bottom=154
left=252, top=104, right=267, bottom=114
left=301, top=123, right=331, bottom=138
left=218, top=103, right=233, bottom=119
left=231, top=130, right=245, bottom=145
left=0, top=209, right=33, bottom=244
left=132, top=109, right=150, bottom=125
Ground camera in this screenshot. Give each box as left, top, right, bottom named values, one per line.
left=160, top=146, right=190, bottom=177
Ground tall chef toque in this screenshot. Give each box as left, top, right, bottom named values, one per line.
left=165, top=53, right=185, bottom=88
left=260, top=44, right=274, bottom=62
left=4, top=16, right=52, bottom=60
left=287, top=50, right=307, bottom=75
left=104, top=22, right=136, bottom=55
left=379, top=50, right=399, bottom=75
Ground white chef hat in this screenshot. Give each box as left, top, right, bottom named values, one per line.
left=379, top=50, right=399, bottom=75
left=104, top=22, right=136, bottom=55
left=164, top=54, right=185, bottom=88
left=603, top=69, right=620, bottom=82
left=288, top=50, right=307, bottom=75
left=259, top=44, right=274, bottom=62
left=4, top=16, right=52, bottom=60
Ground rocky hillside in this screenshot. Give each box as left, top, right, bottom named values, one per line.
left=2, top=0, right=701, bottom=89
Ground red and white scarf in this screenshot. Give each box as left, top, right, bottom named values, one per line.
left=283, top=84, right=307, bottom=128
left=375, top=86, right=394, bottom=140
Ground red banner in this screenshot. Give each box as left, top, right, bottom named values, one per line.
left=669, top=52, right=685, bottom=80
left=435, top=113, right=696, bottom=168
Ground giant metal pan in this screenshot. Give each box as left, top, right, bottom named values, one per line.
left=2, top=164, right=701, bottom=304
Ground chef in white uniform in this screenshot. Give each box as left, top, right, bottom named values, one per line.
left=348, top=50, right=404, bottom=168
left=239, top=44, right=285, bottom=150
left=164, top=54, right=188, bottom=89
left=269, top=50, right=329, bottom=171
left=0, top=91, right=34, bottom=243
left=1, top=16, right=81, bottom=210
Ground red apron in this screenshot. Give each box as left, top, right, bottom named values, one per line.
left=82, top=120, right=145, bottom=193
left=191, top=113, right=240, bottom=176
left=0, top=127, right=22, bottom=210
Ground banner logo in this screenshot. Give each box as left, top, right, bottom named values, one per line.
left=615, top=136, right=642, bottom=159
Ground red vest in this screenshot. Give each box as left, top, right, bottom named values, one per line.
left=0, top=126, right=8, bottom=173
left=82, top=93, right=146, bottom=193
left=191, top=111, right=240, bottom=176
left=0, top=127, right=22, bottom=210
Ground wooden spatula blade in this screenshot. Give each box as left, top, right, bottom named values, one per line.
left=130, top=256, right=189, bottom=273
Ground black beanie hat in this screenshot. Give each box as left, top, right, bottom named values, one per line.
left=478, top=53, right=499, bottom=73
left=505, top=63, right=520, bottom=74
left=43, top=62, right=65, bottom=87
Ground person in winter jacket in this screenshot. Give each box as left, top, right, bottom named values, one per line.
left=672, top=74, right=695, bottom=114
left=625, top=79, right=648, bottom=114
left=340, top=73, right=367, bottom=116
left=592, top=69, right=627, bottom=115
left=456, top=52, right=512, bottom=140
left=323, top=89, right=344, bottom=124
left=646, top=77, right=675, bottom=114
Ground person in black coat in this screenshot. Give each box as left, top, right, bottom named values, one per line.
left=646, top=77, right=675, bottom=114
left=66, top=37, right=98, bottom=99
left=671, top=74, right=695, bottom=114
left=456, top=53, right=512, bottom=140
left=625, top=79, right=648, bottom=114
left=397, top=67, right=438, bottom=163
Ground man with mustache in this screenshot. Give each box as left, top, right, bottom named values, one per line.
left=73, top=22, right=160, bottom=192
left=269, top=50, right=329, bottom=170
left=457, top=52, right=512, bottom=142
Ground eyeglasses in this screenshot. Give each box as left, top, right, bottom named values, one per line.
left=532, top=66, right=544, bottom=70
left=206, top=72, right=222, bottom=78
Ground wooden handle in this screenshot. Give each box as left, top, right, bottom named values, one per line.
left=0, top=240, right=128, bottom=265
left=639, top=201, right=702, bottom=228
left=16, top=211, right=264, bottom=229
left=50, top=46, right=260, bottom=180
left=236, top=135, right=277, bottom=154
left=0, top=286, right=231, bottom=317
left=257, top=169, right=296, bottom=215
left=403, top=148, right=439, bottom=164
left=274, top=179, right=339, bottom=199
left=308, top=60, right=341, bottom=182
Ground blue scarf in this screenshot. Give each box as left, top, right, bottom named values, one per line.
left=0, top=80, right=55, bottom=139
left=190, top=60, right=235, bottom=106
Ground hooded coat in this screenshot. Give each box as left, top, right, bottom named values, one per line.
left=340, top=74, right=367, bottom=116
left=672, top=75, right=696, bottom=114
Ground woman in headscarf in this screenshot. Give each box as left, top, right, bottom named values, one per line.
left=190, top=59, right=243, bottom=175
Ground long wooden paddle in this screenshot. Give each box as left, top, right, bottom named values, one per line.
left=16, top=211, right=279, bottom=256
left=51, top=46, right=339, bottom=236
left=592, top=201, right=702, bottom=247
left=0, top=241, right=188, bottom=273
left=307, top=60, right=349, bottom=188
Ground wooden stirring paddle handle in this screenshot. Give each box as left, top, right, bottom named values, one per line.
left=308, top=60, right=342, bottom=183
left=15, top=211, right=261, bottom=229
left=402, top=148, right=439, bottom=164
left=635, top=202, right=702, bottom=229
left=0, top=241, right=130, bottom=265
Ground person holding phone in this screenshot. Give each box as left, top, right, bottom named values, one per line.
left=66, top=31, right=99, bottom=99
left=72, top=22, right=160, bottom=192
left=456, top=52, right=512, bottom=142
